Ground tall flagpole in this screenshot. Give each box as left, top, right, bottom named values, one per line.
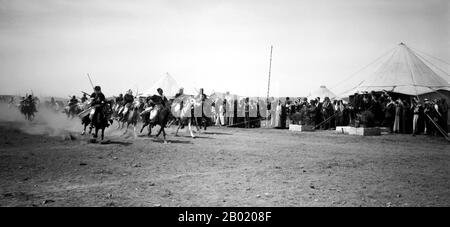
left=266, top=45, right=273, bottom=101
left=266, top=45, right=273, bottom=128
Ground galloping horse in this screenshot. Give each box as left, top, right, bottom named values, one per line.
left=171, top=95, right=206, bottom=138
left=137, top=95, right=173, bottom=143
left=120, top=99, right=142, bottom=138
left=64, top=103, right=83, bottom=119
left=79, top=102, right=93, bottom=135
left=90, top=101, right=113, bottom=141
left=19, top=99, right=38, bottom=121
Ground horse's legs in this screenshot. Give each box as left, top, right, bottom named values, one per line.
left=175, top=122, right=182, bottom=137
left=203, top=117, right=207, bottom=130
left=116, top=119, right=121, bottom=129
left=194, top=118, right=201, bottom=132
left=101, top=128, right=105, bottom=140
left=156, top=125, right=163, bottom=138
left=140, top=122, right=148, bottom=133
left=82, top=124, right=87, bottom=135
left=188, top=121, right=195, bottom=138
left=162, top=128, right=167, bottom=144
left=121, top=122, right=130, bottom=135
left=133, top=125, right=137, bottom=139
left=94, top=127, right=99, bottom=139
left=148, top=124, right=152, bottom=136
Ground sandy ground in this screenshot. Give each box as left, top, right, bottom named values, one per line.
left=0, top=114, right=449, bottom=207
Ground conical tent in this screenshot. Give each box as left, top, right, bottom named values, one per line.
left=143, top=73, right=181, bottom=97
left=352, top=43, right=450, bottom=96
left=308, top=85, right=337, bottom=100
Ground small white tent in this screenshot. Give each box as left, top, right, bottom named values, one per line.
left=307, top=85, right=337, bottom=100
left=143, top=73, right=181, bottom=97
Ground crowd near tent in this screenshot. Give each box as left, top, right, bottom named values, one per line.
left=307, top=85, right=337, bottom=101
left=341, top=42, right=450, bottom=126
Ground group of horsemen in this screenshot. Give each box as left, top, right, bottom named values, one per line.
left=62, top=86, right=208, bottom=129
left=66, top=86, right=171, bottom=125
left=13, top=84, right=209, bottom=135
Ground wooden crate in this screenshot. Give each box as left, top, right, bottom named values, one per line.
left=336, top=126, right=351, bottom=134
left=349, top=127, right=381, bottom=136
left=289, top=124, right=315, bottom=132
left=336, top=126, right=381, bottom=136
left=378, top=127, right=390, bottom=134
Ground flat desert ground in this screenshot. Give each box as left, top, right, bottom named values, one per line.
left=0, top=112, right=449, bottom=207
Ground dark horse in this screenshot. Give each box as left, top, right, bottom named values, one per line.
left=140, top=99, right=171, bottom=143
left=19, top=100, right=37, bottom=121
left=80, top=102, right=112, bottom=141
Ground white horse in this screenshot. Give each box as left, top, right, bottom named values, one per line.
left=171, top=95, right=204, bottom=138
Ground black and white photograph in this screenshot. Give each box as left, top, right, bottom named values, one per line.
left=0, top=0, right=449, bottom=213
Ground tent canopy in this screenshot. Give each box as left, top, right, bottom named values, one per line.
left=307, top=85, right=337, bottom=100
left=143, top=73, right=181, bottom=97
left=349, top=43, right=450, bottom=96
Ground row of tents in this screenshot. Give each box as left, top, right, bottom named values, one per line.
left=144, top=43, right=449, bottom=105
left=142, top=72, right=339, bottom=101
left=142, top=42, right=449, bottom=125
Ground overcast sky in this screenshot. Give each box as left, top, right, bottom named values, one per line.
left=0, top=0, right=449, bottom=98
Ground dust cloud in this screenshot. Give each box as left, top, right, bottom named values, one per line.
left=0, top=103, right=84, bottom=137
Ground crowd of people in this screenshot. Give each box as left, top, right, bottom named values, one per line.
left=266, top=91, right=448, bottom=137
left=348, top=91, right=448, bottom=136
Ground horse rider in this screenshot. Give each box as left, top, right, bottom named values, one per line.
left=153, top=88, right=169, bottom=107
left=173, top=87, right=186, bottom=111
left=26, top=94, right=34, bottom=103
left=141, top=88, right=168, bottom=123
left=68, top=95, right=79, bottom=112
left=8, top=96, right=14, bottom=108
left=50, top=97, right=56, bottom=106
left=119, top=90, right=134, bottom=119
left=115, top=93, right=124, bottom=105
left=22, top=94, right=37, bottom=113
left=69, top=95, right=78, bottom=106
left=19, top=97, right=25, bottom=107
left=89, top=86, right=106, bottom=121
left=175, top=88, right=184, bottom=99
left=81, top=93, right=88, bottom=103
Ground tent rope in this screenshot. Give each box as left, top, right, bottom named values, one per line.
left=314, top=111, right=340, bottom=129
left=410, top=47, right=450, bottom=77
left=426, top=86, right=450, bottom=100
left=425, top=113, right=450, bottom=142
left=409, top=45, right=450, bottom=67
left=330, top=46, right=397, bottom=90
left=334, top=80, right=365, bottom=97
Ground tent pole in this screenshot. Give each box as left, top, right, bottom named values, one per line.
left=266, top=45, right=273, bottom=128
left=266, top=45, right=273, bottom=101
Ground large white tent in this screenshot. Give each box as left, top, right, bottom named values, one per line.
left=346, top=43, right=450, bottom=96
